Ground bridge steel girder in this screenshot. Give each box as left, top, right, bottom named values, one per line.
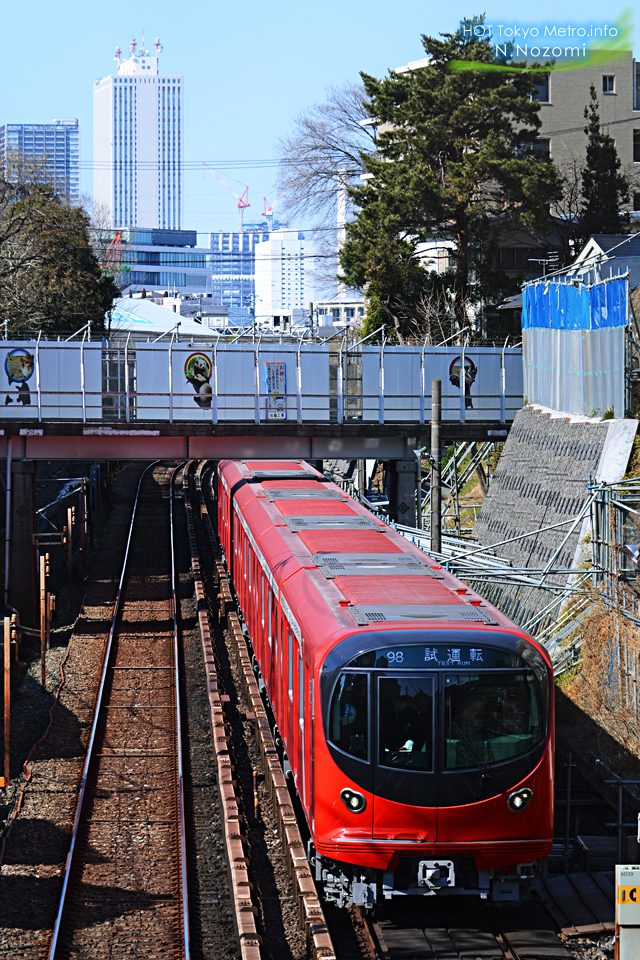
left=0, top=421, right=511, bottom=461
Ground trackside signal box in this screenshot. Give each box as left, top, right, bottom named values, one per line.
left=616, top=865, right=640, bottom=959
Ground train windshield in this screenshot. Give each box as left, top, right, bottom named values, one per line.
left=444, top=672, right=544, bottom=769
left=378, top=676, right=434, bottom=771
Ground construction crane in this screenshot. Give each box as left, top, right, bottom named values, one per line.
left=262, top=194, right=284, bottom=230
left=203, top=161, right=250, bottom=231
left=101, top=230, right=131, bottom=290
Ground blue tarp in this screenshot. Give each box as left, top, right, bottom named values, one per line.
left=521, top=276, right=627, bottom=330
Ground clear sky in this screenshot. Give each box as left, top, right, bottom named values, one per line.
left=1, top=0, right=634, bottom=239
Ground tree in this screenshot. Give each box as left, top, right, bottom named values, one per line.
left=0, top=156, right=119, bottom=336
left=578, top=85, right=629, bottom=245
left=339, top=25, right=562, bottom=340
left=276, top=83, right=376, bottom=293
left=276, top=83, right=375, bottom=223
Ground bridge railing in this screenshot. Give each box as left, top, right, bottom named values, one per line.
left=0, top=340, right=523, bottom=424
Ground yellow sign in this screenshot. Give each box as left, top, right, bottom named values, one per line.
left=618, top=885, right=640, bottom=903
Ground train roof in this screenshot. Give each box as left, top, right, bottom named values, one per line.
left=218, top=458, right=539, bottom=660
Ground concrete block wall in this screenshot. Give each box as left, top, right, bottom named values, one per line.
left=472, top=406, right=637, bottom=627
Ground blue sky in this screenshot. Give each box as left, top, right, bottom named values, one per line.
left=2, top=1, right=634, bottom=238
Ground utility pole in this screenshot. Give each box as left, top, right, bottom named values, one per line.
left=430, top=379, right=442, bottom=553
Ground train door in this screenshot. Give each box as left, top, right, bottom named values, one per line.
left=372, top=671, right=439, bottom=841
left=286, top=631, right=296, bottom=765
left=266, top=587, right=273, bottom=690
left=297, top=652, right=306, bottom=810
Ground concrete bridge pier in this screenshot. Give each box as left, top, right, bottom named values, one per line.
left=386, top=459, right=417, bottom=526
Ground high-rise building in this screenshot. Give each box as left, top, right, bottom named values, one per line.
left=94, top=36, right=183, bottom=230
left=254, top=231, right=315, bottom=322
left=0, top=119, right=80, bottom=203
left=208, top=229, right=268, bottom=323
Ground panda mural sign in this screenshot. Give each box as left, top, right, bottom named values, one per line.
left=184, top=353, right=213, bottom=409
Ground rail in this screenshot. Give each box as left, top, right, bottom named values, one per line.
left=47, top=461, right=190, bottom=959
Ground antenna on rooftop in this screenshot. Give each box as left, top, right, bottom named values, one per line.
left=114, top=46, right=121, bottom=64
left=155, top=38, right=162, bottom=59
left=130, top=35, right=136, bottom=56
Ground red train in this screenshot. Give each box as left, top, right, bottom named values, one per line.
left=216, top=458, right=554, bottom=908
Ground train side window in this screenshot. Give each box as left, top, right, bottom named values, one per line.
left=329, top=673, right=368, bottom=760
left=288, top=632, right=294, bottom=701
left=261, top=575, right=265, bottom=632
left=298, top=652, right=304, bottom=727
left=243, top=538, right=247, bottom=582
left=267, top=589, right=272, bottom=646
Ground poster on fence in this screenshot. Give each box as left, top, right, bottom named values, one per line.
left=264, top=361, right=286, bottom=420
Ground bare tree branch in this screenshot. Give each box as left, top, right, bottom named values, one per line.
left=276, top=82, right=375, bottom=224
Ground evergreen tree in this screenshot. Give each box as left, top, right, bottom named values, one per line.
left=579, top=84, right=629, bottom=245
left=0, top=178, right=118, bottom=336
left=339, top=25, right=561, bottom=340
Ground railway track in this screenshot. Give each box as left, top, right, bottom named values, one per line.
left=47, top=462, right=190, bottom=959
left=42, top=458, right=584, bottom=960
left=194, top=459, right=578, bottom=960
left=359, top=898, right=573, bottom=960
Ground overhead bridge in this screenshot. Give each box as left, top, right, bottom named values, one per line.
left=0, top=339, right=522, bottom=459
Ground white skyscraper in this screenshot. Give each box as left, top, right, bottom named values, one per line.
left=94, top=36, right=183, bottom=229
left=254, top=231, right=315, bottom=321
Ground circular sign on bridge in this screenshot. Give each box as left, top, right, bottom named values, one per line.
left=448, top=355, right=478, bottom=410
left=5, top=349, right=35, bottom=384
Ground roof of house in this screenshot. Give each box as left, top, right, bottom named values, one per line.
left=587, top=234, right=640, bottom=256
left=107, top=297, right=213, bottom=338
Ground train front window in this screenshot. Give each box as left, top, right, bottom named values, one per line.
left=329, top=673, right=369, bottom=760
left=378, top=676, right=434, bottom=771
left=444, top=672, right=544, bottom=770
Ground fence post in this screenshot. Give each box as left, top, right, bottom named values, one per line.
left=125, top=332, right=131, bottom=423
left=212, top=337, right=219, bottom=425
left=80, top=333, right=87, bottom=423
left=378, top=337, right=386, bottom=425
left=168, top=335, right=174, bottom=425
left=36, top=333, right=42, bottom=422
left=254, top=342, right=261, bottom=424
left=296, top=340, right=303, bottom=424
left=500, top=339, right=508, bottom=424
left=420, top=336, right=429, bottom=425
left=337, top=340, right=344, bottom=424
left=430, top=378, right=442, bottom=553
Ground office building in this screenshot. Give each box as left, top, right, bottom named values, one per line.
left=0, top=119, right=80, bottom=203
left=535, top=52, right=640, bottom=175
left=254, top=231, right=315, bottom=323
left=209, top=229, right=270, bottom=324
left=94, top=37, right=183, bottom=229
left=119, top=228, right=210, bottom=295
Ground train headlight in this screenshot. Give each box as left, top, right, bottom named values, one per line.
left=340, top=788, right=366, bottom=813
left=507, top=788, right=533, bottom=812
